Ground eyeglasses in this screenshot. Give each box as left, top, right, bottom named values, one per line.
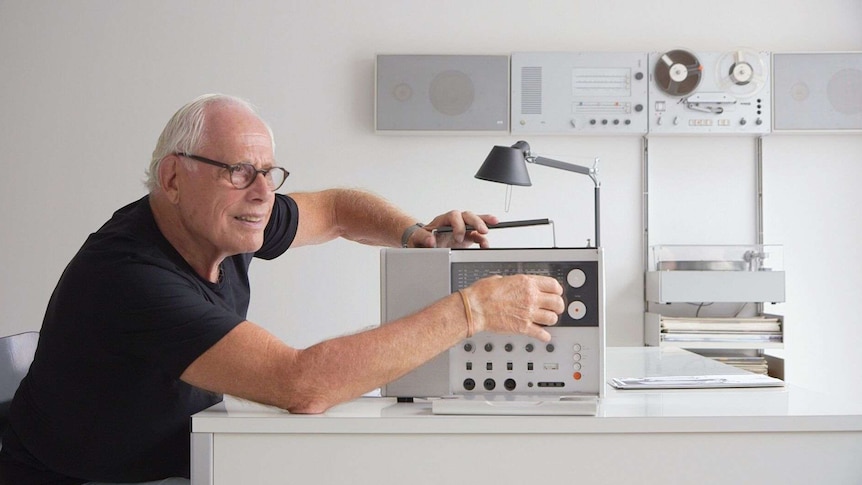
left=175, top=153, right=289, bottom=191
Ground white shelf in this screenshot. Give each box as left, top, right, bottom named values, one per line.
left=644, top=311, right=784, bottom=350
left=652, top=341, right=785, bottom=350
left=644, top=269, right=786, bottom=372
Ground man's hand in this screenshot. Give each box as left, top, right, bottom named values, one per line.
left=461, top=274, right=565, bottom=342
left=410, top=210, right=499, bottom=249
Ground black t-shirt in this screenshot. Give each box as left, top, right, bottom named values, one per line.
left=0, top=194, right=298, bottom=484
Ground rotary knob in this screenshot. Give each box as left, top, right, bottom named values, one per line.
left=566, top=269, right=586, bottom=288
left=568, top=301, right=587, bottom=320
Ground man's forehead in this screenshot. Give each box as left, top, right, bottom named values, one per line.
left=206, top=104, right=269, bottom=138
left=237, top=132, right=271, bottom=146
left=204, top=121, right=273, bottom=155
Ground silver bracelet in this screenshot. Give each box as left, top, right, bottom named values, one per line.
left=401, top=223, right=425, bottom=248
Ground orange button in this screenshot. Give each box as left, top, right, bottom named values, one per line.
left=573, top=372, right=582, bottom=380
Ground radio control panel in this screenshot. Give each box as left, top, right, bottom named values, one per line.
left=381, top=248, right=605, bottom=399
left=449, top=258, right=602, bottom=395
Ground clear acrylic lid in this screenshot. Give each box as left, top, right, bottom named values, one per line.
left=650, top=244, right=783, bottom=271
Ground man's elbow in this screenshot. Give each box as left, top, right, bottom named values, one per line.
left=281, top=391, right=338, bottom=414
left=277, top=370, right=340, bottom=414
left=285, top=402, right=331, bottom=414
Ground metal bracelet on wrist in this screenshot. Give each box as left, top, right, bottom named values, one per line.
left=400, top=222, right=425, bottom=248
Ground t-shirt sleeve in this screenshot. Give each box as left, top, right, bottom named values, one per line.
left=256, top=193, right=299, bottom=260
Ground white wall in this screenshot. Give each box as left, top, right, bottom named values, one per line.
left=1, top=0, right=861, bottom=404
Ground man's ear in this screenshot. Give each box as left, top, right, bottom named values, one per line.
left=158, top=155, right=181, bottom=204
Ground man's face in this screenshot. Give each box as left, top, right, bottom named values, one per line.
left=176, top=103, right=276, bottom=260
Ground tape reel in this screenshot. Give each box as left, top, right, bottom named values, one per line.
left=715, top=49, right=768, bottom=98
left=654, top=49, right=703, bottom=97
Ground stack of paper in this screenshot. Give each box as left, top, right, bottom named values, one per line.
left=609, top=373, right=784, bottom=390
left=696, top=351, right=770, bottom=374
left=660, top=316, right=782, bottom=345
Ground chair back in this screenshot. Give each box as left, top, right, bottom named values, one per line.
left=0, top=331, right=39, bottom=437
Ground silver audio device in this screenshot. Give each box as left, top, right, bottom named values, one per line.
left=511, top=51, right=650, bottom=135
left=380, top=247, right=605, bottom=413
left=647, top=49, right=772, bottom=134
left=772, top=52, right=862, bottom=132
left=375, top=54, right=510, bottom=133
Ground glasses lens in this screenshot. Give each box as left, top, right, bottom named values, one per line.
left=231, top=164, right=258, bottom=189
left=268, top=168, right=287, bottom=191
left=230, top=164, right=288, bottom=191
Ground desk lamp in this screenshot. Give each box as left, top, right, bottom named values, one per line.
left=475, top=140, right=601, bottom=247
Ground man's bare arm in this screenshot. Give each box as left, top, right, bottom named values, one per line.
left=180, top=274, right=563, bottom=414
left=288, top=189, right=497, bottom=249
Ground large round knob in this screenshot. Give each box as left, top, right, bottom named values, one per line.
left=568, top=301, right=587, bottom=320
left=566, top=269, right=586, bottom=288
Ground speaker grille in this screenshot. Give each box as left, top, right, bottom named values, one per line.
left=520, top=66, right=542, bottom=115
left=773, top=52, right=862, bottom=131
left=375, top=54, right=510, bottom=132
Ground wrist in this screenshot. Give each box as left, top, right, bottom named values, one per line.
left=400, top=222, right=425, bottom=248
left=457, top=289, right=475, bottom=338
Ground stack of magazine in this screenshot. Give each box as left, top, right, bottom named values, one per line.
left=693, top=349, right=770, bottom=374
left=659, top=316, right=782, bottom=374
left=659, top=315, right=782, bottom=345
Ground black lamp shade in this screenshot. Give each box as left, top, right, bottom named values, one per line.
left=474, top=145, right=532, bottom=186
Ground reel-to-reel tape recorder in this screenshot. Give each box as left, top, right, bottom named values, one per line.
left=648, top=49, right=771, bottom=134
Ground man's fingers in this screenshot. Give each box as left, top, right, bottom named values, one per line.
left=524, top=323, right=552, bottom=343
left=532, top=307, right=562, bottom=326
left=534, top=274, right=564, bottom=294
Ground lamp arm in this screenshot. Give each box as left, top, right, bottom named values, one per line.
left=506, top=141, right=602, bottom=247
left=593, top=184, right=601, bottom=247
left=530, top=156, right=600, bottom=187
left=528, top=155, right=602, bottom=247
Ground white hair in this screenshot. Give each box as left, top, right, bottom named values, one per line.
left=145, top=94, right=275, bottom=192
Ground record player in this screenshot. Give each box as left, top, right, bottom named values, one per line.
left=648, top=49, right=771, bottom=134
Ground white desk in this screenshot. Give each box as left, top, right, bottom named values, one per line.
left=191, top=347, right=862, bottom=485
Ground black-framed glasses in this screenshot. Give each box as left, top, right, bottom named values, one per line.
left=175, top=153, right=289, bottom=191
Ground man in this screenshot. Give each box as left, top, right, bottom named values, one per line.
left=0, top=94, right=564, bottom=484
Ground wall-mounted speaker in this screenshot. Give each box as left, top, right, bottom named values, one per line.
left=772, top=52, right=862, bottom=132
left=375, top=55, right=509, bottom=133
